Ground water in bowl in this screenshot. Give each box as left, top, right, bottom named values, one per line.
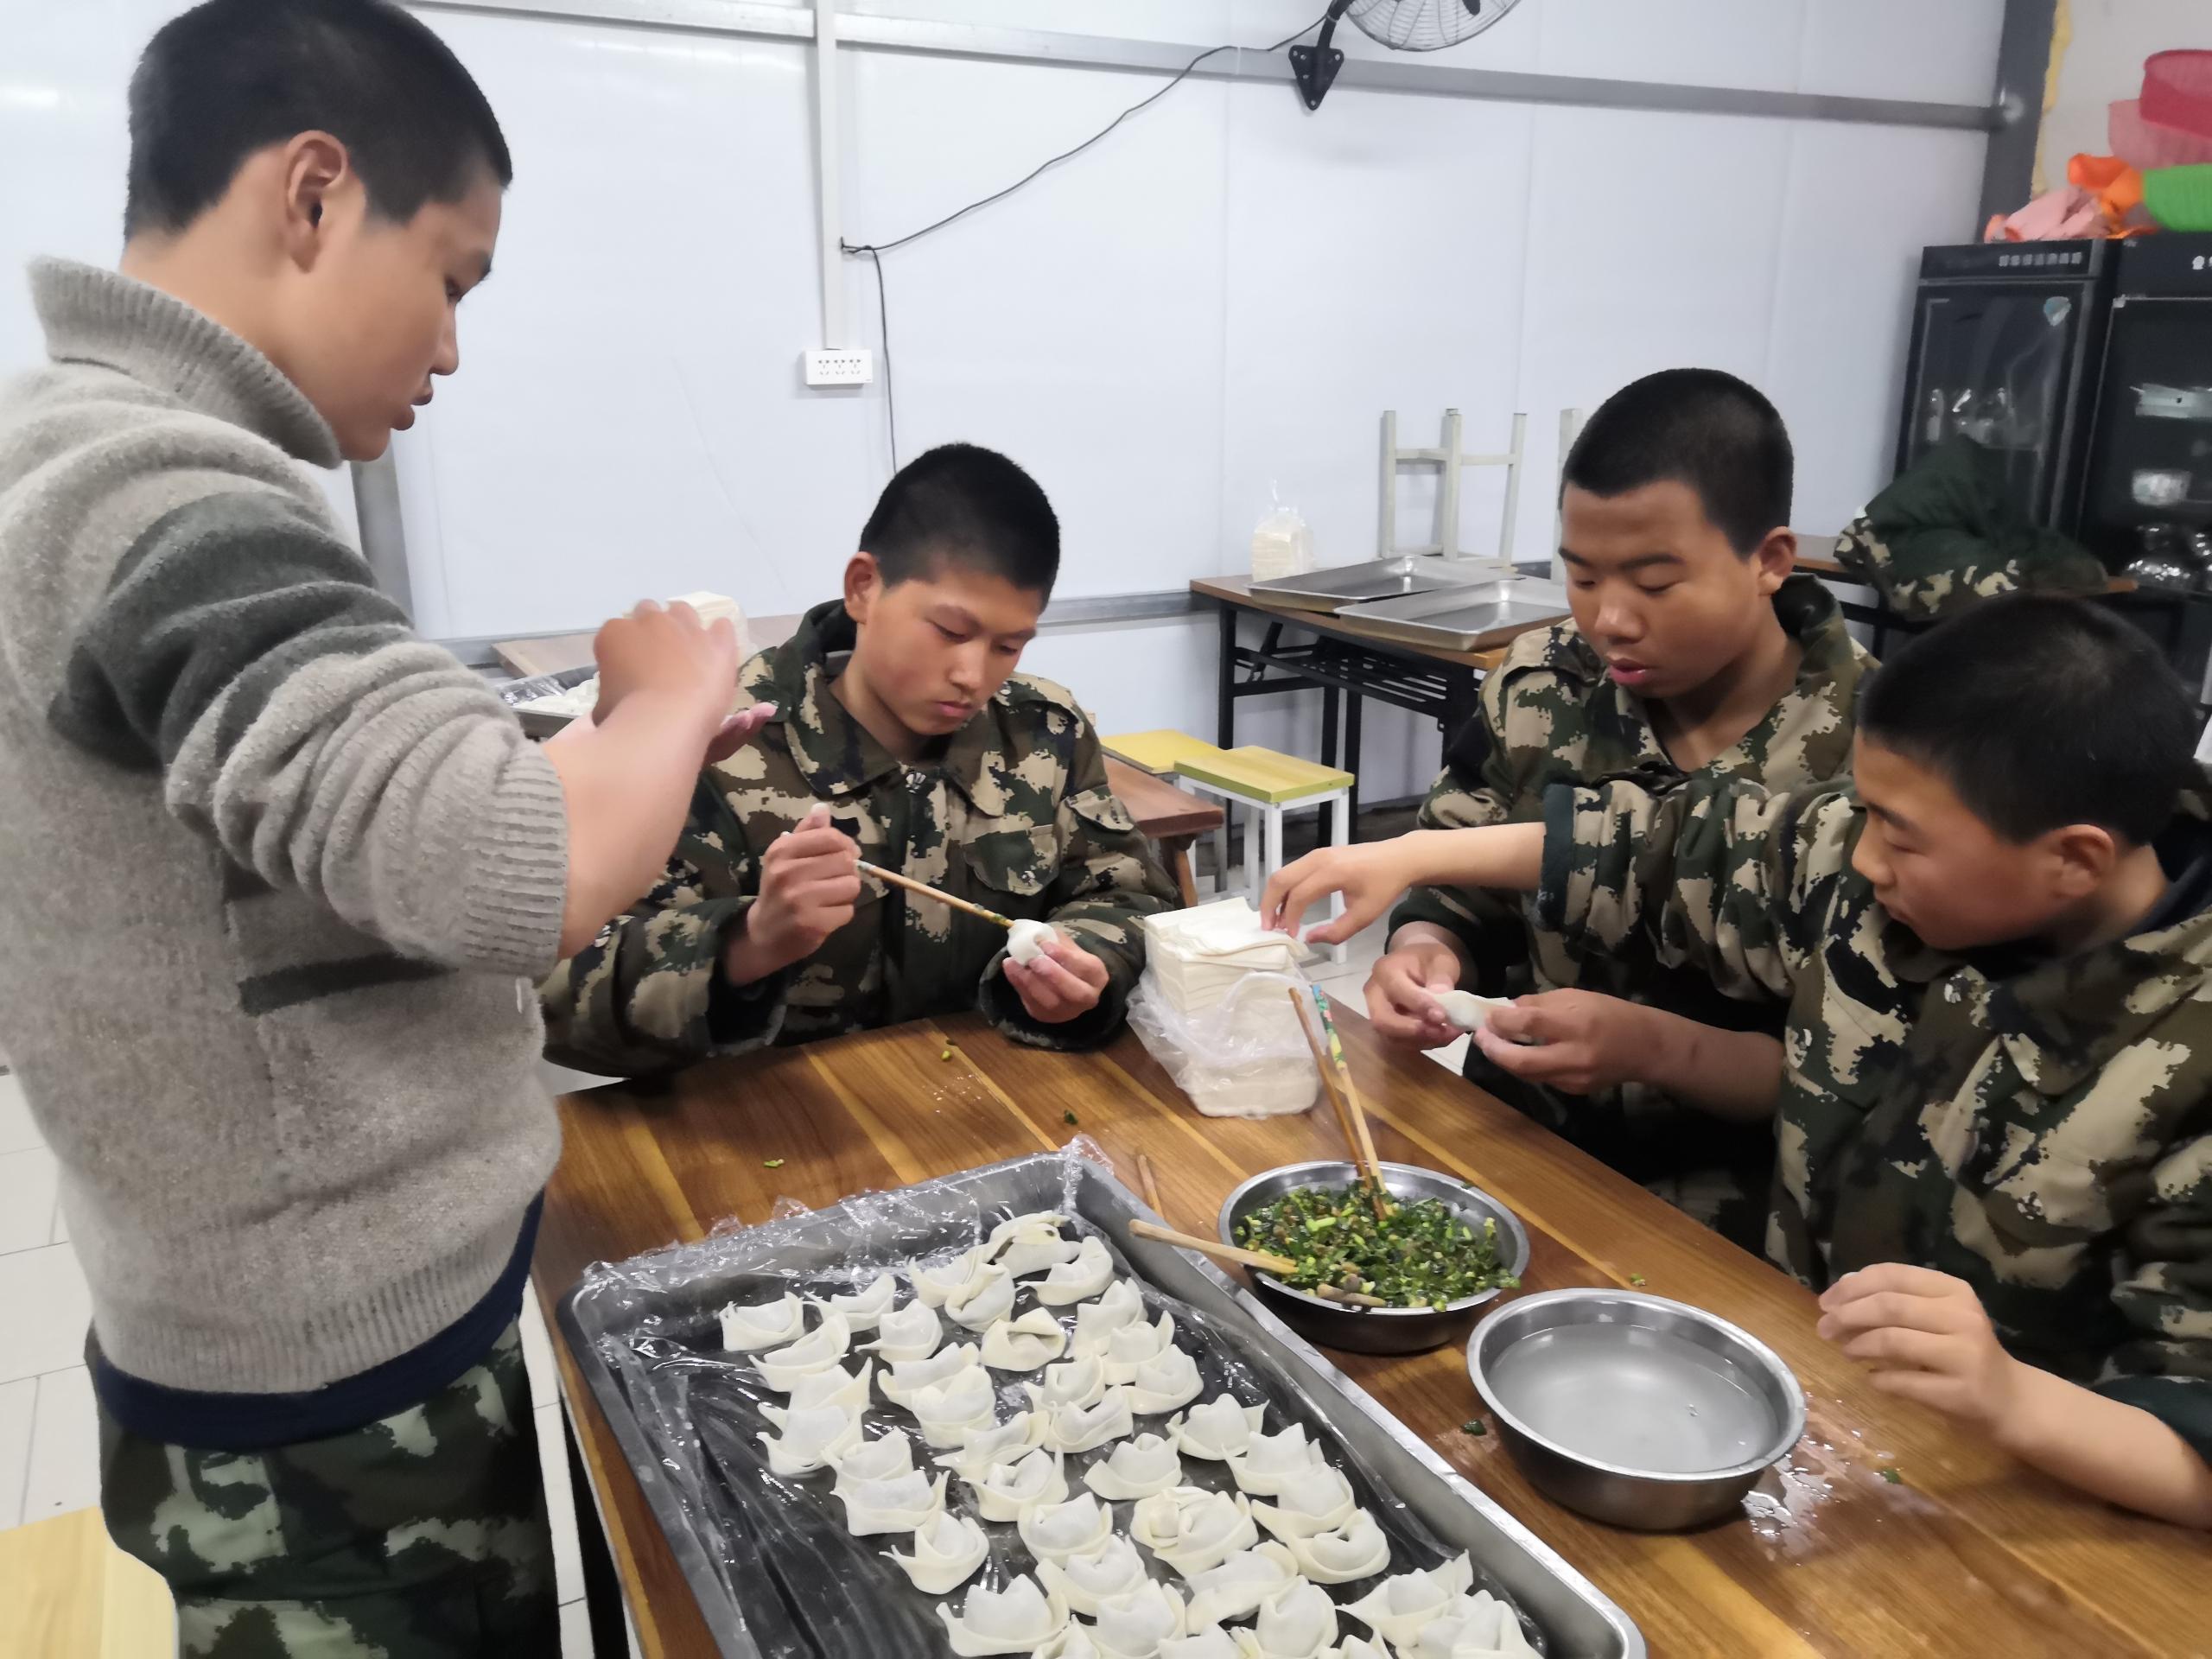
left=1489, top=1323, right=1777, bottom=1474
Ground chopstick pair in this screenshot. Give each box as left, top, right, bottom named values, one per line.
left=1287, top=986, right=1389, bottom=1221
left=855, top=859, right=1013, bottom=930
left=1127, top=1219, right=1389, bottom=1308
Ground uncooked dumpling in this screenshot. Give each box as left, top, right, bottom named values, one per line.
left=887, top=1510, right=989, bottom=1596
left=880, top=1342, right=982, bottom=1408
left=835, top=1468, right=950, bottom=1537
left=986, top=1211, right=1083, bottom=1278
left=1129, top=1486, right=1258, bottom=1578
left=945, top=1263, right=1019, bottom=1331
left=970, top=1446, right=1068, bottom=1522
left=1090, top=1580, right=1187, bottom=1659
left=719, top=1291, right=805, bottom=1352
left=1404, top=1592, right=1541, bottom=1659
left=753, top=1309, right=851, bottom=1391
left=1250, top=1466, right=1357, bottom=1537
left=757, top=1402, right=861, bottom=1476
left=1042, top=1385, right=1135, bottom=1453
left=932, top=1411, right=1046, bottom=1479
left=1071, top=1281, right=1147, bottom=1357
left=1170, top=1395, right=1268, bottom=1462
left=1033, top=1236, right=1116, bottom=1305
left=1180, top=1543, right=1300, bottom=1628
left=1159, top=1631, right=1243, bottom=1659
left=936, top=1573, right=1071, bottom=1657
left=1432, top=990, right=1510, bottom=1033
left=1033, top=1629, right=1106, bottom=1659
left=1340, top=1553, right=1474, bottom=1649
left=1007, top=919, right=1064, bottom=966
left=1243, top=1579, right=1338, bottom=1659
left=979, top=1309, right=1068, bottom=1372
left=823, top=1270, right=899, bottom=1331
left=1124, top=1347, right=1204, bottom=1415
left=906, top=1365, right=998, bottom=1446
left=830, top=1427, right=915, bottom=1490
left=1026, top=1354, right=1109, bottom=1414
left=909, top=1248, right=988, bottom=1307
left=1036, top=1532, right=1149, bottom=1616
left=783, top=1359, right=874, bottom=1414
left=1330, top=1641, right=1391, bottom=1659
left=1081, top=1432, right=1184, bottom=1501
left=1269, top=1508, right=1389, bottom=1583
left=1102, top=1312, right=1177, bottom=1383
left=1224, top=1425, right=1328, bottom=1496
left=861, top=1300, right=944, bottom=1363
left=1018, top=1492, right=1115, bottom=1565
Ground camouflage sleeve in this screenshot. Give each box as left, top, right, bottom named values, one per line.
left=1388, top=670, right=1530, bottom=994
left=1535, top=772, right=1853, bottom=1005
left=537, top=778, right=783, bottom=1076
left=980, top=721, right=1179, bottom=1052
left=2096, top=1125, right=2212, bottom=1460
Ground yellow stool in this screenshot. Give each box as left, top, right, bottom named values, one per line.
left=1103, top=732, right=1357, bottom=961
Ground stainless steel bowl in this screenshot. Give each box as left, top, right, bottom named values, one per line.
left=1466, top=1288, right=1806, bottom=1530
left=1217, top=1160, right=1530, bottom=1355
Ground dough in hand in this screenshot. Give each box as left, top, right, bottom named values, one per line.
left=1007, top=919, right=1064, bottom=965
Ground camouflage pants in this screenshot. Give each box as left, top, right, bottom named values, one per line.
left=98, top=1323, right=558, bottom=1657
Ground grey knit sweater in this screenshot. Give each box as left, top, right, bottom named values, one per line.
left=0, top=260, right=569, bottom=1396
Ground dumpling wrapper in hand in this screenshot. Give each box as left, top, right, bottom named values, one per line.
left=1242, top=1579, right=1338, bottom=1659
left=1042, top=1385, right=1135, bottom=1453
left=753, top=1309, right=851, bottom=1391
left=783, top=1358, right=873, bottom=1414
left=1036, top=1533, right=1149, bottom=1617
left=1124, top=1346, right=1204, bottom=1415
left=1081, top=1431, right=1183, bottom=1500
left=1269, top=1508, right=1389, bottom=1583
left=1430, top=989, right=1512, bottom=1034
left=823, top=1270, right=898, bottom=1331
left=719, top=1291, right=805, bottom=1352
left=887, top=1509, right=989, bottom=1596
left=835, top=1468, right=950, bottom=1537
left=1405, top=1592, right=1541, bottom=1659
left=1250, top=1465, right=1357, bottom=1536
left=1130, top=1486, right=1258, bottom=1578
left=757, top=1402, right=861, bottom=1476
left=1224, top=1424, right=1329, bottom=1496
left=1340, top=1552, right=1474, bottom=1649
left=830, top=1427, right=914, bottom=1491
left=1017, top=1491, right=1115, bottom=1565
left=906, top=1365, right=998, bottom=1446
left=1027, top=1354, right=1109, bottom=1414
left=979, top=1308, right=1068, bottom=1371
left=944, top=1262, right=1018, bottom=1331
left=1181, top=1543, right=1300, bottom=1629
left=1071, top=1280, right=1147, bottom=1357
left=1007, top=919, right=1065, bottom=967
left=880, top=1342, right=980, bottom=1407
left=860, top=1299, right=944, bottom=1363
left=985, top=1211, right=1083, bottom=1278
left=1089, top=1580, right=1187, bottom=1659
left=969, top=1445, right=1067, bottom=1522
left=936, top=1573, right=1070, bottom=1657
left=1102, top=1312, right=1177, bottom=1383
left=1170, top=1395, right=1267, bottom=1462
left=908, top=1247, right=988, bottom=1307
left=1033, top=1236, right=1116, bottom=1306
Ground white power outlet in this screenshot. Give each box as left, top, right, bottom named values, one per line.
left=804, top=348, right=875, bottom=388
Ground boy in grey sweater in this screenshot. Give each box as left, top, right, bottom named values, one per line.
left=0, top=3, right=766, bottom=1651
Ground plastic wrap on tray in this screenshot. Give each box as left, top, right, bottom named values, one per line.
left=567, top=1142, right=1548, bottom=1659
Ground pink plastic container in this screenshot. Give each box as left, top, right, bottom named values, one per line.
left=2111, top=99, right=2212, bottom=170
left=2143, top=51, right=2212, bottom=138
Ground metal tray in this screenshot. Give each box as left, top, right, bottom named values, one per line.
left=1333, top=587, right=1573, bottom=652
left=559, top=1150, right=1643, bottom=1659
left=1249, top=556, right=1507, bottom=611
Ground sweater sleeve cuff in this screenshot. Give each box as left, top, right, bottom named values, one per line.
left=2094, top=1375, right=2212, bottom=1464
left=1534, top=783, right=1580, bottom=931
left=459, top=741, right=570, bottom=979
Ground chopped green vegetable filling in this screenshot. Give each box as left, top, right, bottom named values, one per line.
left=1234, top=1183, right=1515, bottom=1309
left=1460, top=1419, right=1488, bottom=1437
left=1063, top=1110, right=1078, bottom=1126
left=1628, top=1273, right=1648, bottom=1287
left=762, top=1158, right=785, bottom=1169
left=1880, top=1467, right=1903, bottom=1485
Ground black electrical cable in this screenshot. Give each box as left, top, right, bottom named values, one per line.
left=843, top=10, right=1331, bottom=467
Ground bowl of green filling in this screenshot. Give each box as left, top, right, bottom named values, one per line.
left=1217, top=1160, right=1530, bottom=1354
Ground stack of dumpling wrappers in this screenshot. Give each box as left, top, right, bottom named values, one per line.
left=1130, top=899, right=1319, bottom=1120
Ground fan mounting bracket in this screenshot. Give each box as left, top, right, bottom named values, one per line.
left=1288, top=40, right=1346, bottom=111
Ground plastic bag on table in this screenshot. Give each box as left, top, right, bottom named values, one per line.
left=1249, top=483, right=1314, bottom=582
left=1127, top=967, right=1321, bottom=1119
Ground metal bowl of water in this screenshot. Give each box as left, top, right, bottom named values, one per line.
left=1217, top=1160, right=1529, bottom=1356
left=1466, top=1288, right=1806, bottom=1530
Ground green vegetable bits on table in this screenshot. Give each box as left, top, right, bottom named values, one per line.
left=1235, top=1182, right=1519, bottom=1309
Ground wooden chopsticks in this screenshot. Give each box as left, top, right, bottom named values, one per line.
left=1287, top=987, right=1389, bottom=1220
left=855, top=859, right=1013, bottom=929
left=1128, top=1219, right=1389, bottom=1309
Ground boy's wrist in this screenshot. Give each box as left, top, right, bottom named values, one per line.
left=1986, top=1354, right=2061, bottom=1456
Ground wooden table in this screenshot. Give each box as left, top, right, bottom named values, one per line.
left=1101, top=756, right=1222, bottom=907
left=532, top=1011, right=2209, bottom=1659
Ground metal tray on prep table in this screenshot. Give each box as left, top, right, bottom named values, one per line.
left=1332, top=585, right=1574, bottom=652
left=558, top=1150, right=1643, bottom=1659
left=1249, top=556, right=1509, bottom=611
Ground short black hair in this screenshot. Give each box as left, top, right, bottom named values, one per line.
left=860, top=444, right=1060, bottom=596
left=1859, top=595, right=2198, bottom=846
left=125, top=0, right=512, bottom=239
left=1563, top=368, right=1793, bottom=555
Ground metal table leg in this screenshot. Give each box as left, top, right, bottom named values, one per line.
left=1319, top=684, right=1341, bottom=845
left=1216, top=603, right=1237, bottom=749
left=1344, top=694, right=1364, bottom=837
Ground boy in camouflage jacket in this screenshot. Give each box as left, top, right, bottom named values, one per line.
left=1266, top=596, right=2212, bottom=1528
left=1381, top=371, right=1869, bottom=1249
left=542, top=445, right=1176, bottom=1074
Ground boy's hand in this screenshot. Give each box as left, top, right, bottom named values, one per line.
left=1816, top=1264, right=2026, bottom=1435
left=721, top=804, right=861, bottom=984
left=1261, top=842, right=1423, bottom=946
left=1472, top=989, right=1652, bottom=1093
left=1366, top=931, right=1467, bottom=1049
left=1004, top=931, right=1109, bottom=1024
left=592, top=599, right=741, bottom=739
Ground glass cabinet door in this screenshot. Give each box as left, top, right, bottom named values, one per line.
left=1904, top=287, right=2084, bottom=521
left=2082, top=296, right=2212, bottom=557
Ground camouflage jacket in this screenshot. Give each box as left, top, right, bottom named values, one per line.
left=1540, top=772, right=2212, bottom=1453
left=1391, top=575, right=1869, bottom=1147
left=539, top=601, right=1176, bottom=1075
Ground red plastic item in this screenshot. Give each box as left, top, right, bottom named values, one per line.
left=2143, top=50, right=2212, bottom=139
left=2110, top=99, right=2212, bottom=170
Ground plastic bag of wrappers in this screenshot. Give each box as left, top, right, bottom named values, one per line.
left=1128, top=966, right=1320, bottom=1119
